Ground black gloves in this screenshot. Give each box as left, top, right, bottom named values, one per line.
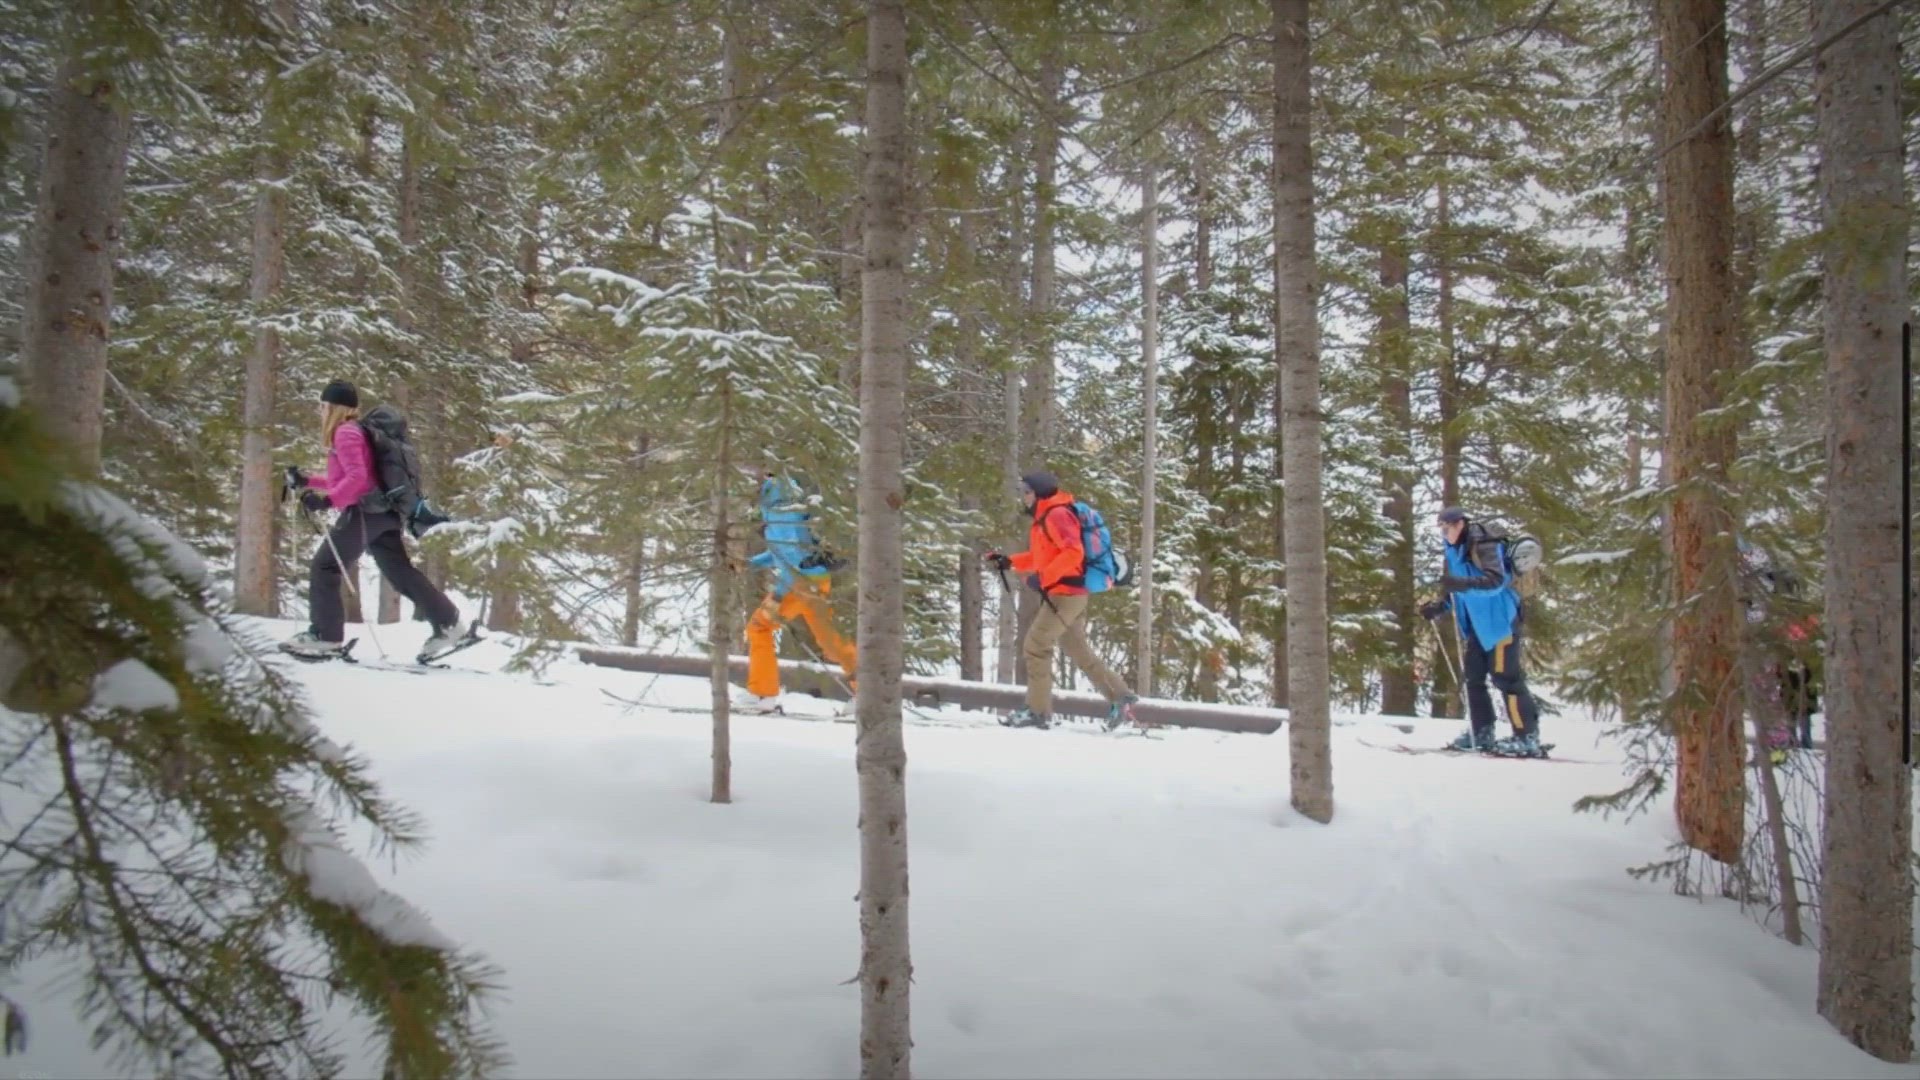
left=1419, top=598, right=1449, bottom=622
left=280, top=465, right=307, bottom=503
left=1026, top=573, right=1044, bottom=594
left=299, top=489, right=331, bottom=513
left=983, top=551, right=1012, bottom=573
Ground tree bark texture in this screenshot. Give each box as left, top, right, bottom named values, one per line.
left=709, top=385, right=733, bottom=805
left=1811, top=0, right=1913, bottom=1061
left=856, top=1, right=913, bottom=1073
left=1377, top=115, right=1416, bottom=717
left=233, top=0, right=299, bottom=616
left=21, top=50, right=131, bottom=475
left=1273, top=0, right=1332, bottom=824
left=1659, top=0, right=1746, bottom=865
left=1021, top=32, right=1061, bottom=459
left=1137, top=158, right=1160, bottom=697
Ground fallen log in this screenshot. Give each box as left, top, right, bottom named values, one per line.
left=572, top=645, right=1294, bottom=735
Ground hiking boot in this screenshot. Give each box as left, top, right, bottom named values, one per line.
left=282, top=631, right=346, bottom=658
left=1447, top=727, right=1495, bottom=753
left=1002, top=707, right=1051, bottom=729
left=1103, top=694, right=1141, bottom=732
left=1491, top=733, right=1546, bottom=758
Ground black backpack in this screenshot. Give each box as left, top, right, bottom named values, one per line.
left=357, top=405, right=448, bottom=537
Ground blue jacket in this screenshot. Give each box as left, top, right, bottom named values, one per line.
left=1441, top=524, right=1521, bottom=650
left=747, top=475, right=830, bottom=598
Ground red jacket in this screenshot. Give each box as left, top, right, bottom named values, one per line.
left=1009, top=490, right=1088, bottom=596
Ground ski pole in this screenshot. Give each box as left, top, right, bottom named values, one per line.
left=1427, top=616, right=1462, bottom=702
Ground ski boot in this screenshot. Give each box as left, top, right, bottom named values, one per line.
left=281, top=631, right=347, bottom=661
left=418, top=621, right=476, bottom=664
left=1490, top=732, right=1547, bottom=759
left=731, top=692, right=783, bottom=715
left=1103, top=694, right=1141, bottom=732
left=1447, top=727, right=1495, bottom=753
left=1001, top=707, right=1051, bottom=730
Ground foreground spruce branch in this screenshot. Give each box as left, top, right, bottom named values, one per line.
left=0, top=385, right=507, bottom=1078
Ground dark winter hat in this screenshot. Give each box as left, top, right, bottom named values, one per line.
left=1021, top=470, right=1059, bottom=499
left=320, top=380, right=359, bottom=408
left=1436, top=506, right=1469, bottom=525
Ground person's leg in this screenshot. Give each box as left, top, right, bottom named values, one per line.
left=307, top=511, right=371, bottom=642
left=745, top=592, right=787, bottom=698
left=793, top=582, right=857, bottom=682
left=1052, top=595, right=1129, bottom=701
left=1487, top=625, right=1542, bottom=743
left=1022, top=597, right=1071, bottom=715
left=1461, top=633, right=1497, bottom=744
left=363, top=515, right=459, bottom=628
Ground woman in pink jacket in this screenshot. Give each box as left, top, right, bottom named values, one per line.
left=281, top=380, right=464, bottom=662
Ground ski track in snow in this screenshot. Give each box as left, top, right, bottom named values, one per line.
left=9, top=615, right=1917, bottom=1080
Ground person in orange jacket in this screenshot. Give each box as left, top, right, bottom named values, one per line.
left=983, top=470, right=1138, bottom=730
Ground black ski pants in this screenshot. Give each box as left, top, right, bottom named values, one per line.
left=309, top=508, right=458, bottom=642
left=1462, top=617, right=1541, bottom=741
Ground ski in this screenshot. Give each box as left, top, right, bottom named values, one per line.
left=1355, top=737, right=1596, bottom=763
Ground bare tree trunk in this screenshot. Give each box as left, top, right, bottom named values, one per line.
left=1273, top=0, right=1331, bottom=823
left=1022, top=30, right=1061, bottom=458
left=380, top=127, right=423, bottom=626
left=1136, top=157, right=1160, bottom=697
left=20, top=49, right=131, bottom=475
left=1435, top=173, right=1461, bottom=514
left=1659, top=0, right=1745, bottom=865
left=1812, top=0, right=1913, bottom=1060
left=709, top=381, right=733, bottom=805
left=233, top=0, right=298, bottom=615
left=856, top=0, right=913, bottom=1071
left=621, top=540, right=646, bottom=647
left=959, top=543, right=984, bottom=683
left=1378, top=119, right=1416, bottom=717
left=998, top=359, right=1021, bottom=685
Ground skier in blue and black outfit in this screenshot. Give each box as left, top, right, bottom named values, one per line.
left=1420, top=506, right=1544, bottom=757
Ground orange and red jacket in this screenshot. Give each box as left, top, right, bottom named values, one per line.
left=1009, top=490, right=1088, bottom=596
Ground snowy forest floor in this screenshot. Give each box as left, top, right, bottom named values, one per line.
left=12, top=614, right=1918, bottom=1079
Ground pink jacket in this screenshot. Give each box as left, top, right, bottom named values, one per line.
left=307, top=422, right=376, bottom=509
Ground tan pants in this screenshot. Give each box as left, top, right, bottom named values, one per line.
left=1023, top=592, right=1129, bottom=714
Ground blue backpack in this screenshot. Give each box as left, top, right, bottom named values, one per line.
left=1067, top=500, right=1135, bottom=594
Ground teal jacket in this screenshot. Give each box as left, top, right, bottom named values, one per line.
left=1441, top=523, right=1521, bottom=650
left=748, top=475, right=831, bottom=598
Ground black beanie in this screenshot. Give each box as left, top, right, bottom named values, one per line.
left=1021, top=470, right=1059, bottom=499
left=1437, top=506, right=1468, bottom=525
left=320, top=380, right=359, bottom=408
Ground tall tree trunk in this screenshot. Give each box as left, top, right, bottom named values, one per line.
left=1193, top=121, right=1214, bottom=295
left=1435, top=172, right=1461, bottom=513
left=20, top=49, right=131, bottom=475
left=856, top=0, right=913, bottom=1072
left=1022, top=29, right=1061, bottom=458
left=1659, top=0, right=1745, bottom=865
left=234, top=0, right=298, bottom=616
left=380, top=126, right=423, bottom=626
left=621, top=540, right=646, bottom=647
left=1812, top=0, right=1913, bottom=1060
left=1136, top=157, right=1160, bottom=697
left=1378, top=121, right=1416, bottom=717
left=998, top=360, right=1022, bottom=684
left=709, top=381, right=733, bottom=804
left=1273, top=0, right=1331, bottom=823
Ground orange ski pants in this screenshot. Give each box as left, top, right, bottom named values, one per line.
left=745, top=578, right=856, bottom=697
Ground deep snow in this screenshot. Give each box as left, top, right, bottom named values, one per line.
left=8, top=615, right=1916, bottom=1080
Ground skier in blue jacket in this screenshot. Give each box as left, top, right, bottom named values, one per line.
left=1420, top=506, right=1544, bottom=757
